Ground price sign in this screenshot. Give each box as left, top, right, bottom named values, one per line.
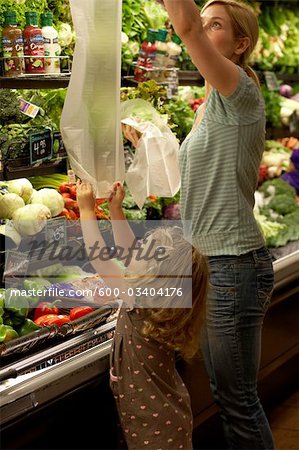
left=45, top=217, right=67, bottom=245
left=4, top=251, right=30, bottom=284
left=53, top=131, right=67, bottom=156
left=264, top=71, right=280, bottom=92
left=30, top=129, right=53, bottom=164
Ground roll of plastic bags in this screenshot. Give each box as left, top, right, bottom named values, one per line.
left=121, top=99, right=181, bottom=209
left=60, top=0, right=125, bottom=198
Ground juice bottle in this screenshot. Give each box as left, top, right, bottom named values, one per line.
left=134, top=29, right=157, bottom=83
left=1, top=10, right=24, bottom=77
left=153, top=28, right=168, bottom=81
left=41, top=12, right=61, bottom=74
left=23, top=11, right=45, bottom=74
left=166, top=34, right=182, bottom=69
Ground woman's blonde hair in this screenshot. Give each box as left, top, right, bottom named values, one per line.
left=125, top=227, right=209, bottom=361
left=202, top=0, right=260, bottom=86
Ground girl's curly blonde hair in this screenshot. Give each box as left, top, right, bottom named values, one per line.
left=125, top=227, right=209, bottom=361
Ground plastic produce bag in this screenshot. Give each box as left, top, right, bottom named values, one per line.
left=60, top=0, right=125, bottom=197
left=121, top=99, right=181, bottom=209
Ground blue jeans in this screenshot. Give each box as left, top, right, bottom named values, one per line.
left=201, top=247, right=275, bottom=450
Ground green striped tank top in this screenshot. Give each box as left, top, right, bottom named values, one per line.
left=179, top=67, right=266, bottom=256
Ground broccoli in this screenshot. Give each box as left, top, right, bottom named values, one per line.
left=0, top=90, right=26, bottom=126
left=259, top=178, right=296, bottom=198
left=268, top=194, right=297, bottom=216
left=280, top=209, right=299, bottom=242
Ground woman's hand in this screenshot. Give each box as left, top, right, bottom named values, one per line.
left=122, top=124, right=141, bottom=149
left=76, top=180, right=95, bottom=213
left=108, top=181, right=125, bottom=213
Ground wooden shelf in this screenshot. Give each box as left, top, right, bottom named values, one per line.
left=0, top=74, right=70, bottom=90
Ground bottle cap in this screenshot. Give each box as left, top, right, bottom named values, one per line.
left=25, top=11, right=38, bottom=26
left=147, top=28, right=158, bottom=43
left=172, top=34, right=182, bottom=45
left=4, top=10, right=17, bottom=26
left=41, top=12, right=53, bottom=27
left=156, top=29, right=168, bottom=42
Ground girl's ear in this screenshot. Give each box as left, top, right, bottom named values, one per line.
left=235, top=36, right=250, bottom=55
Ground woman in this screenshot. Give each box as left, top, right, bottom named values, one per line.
left=123, top=0, right=275, bottom=448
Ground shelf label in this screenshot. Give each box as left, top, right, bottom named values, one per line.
left=3, top=251, right=30, bottom=286
left=29, top=129, right=53, bottom=165
left=264, top=71, right=280, bottom=91
left=45, top=217, right=67, bottom=245
left=53, top=131, right=67, bottom=156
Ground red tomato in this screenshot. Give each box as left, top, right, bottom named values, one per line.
left=64, top=197, right=77, bottom=210
left=62, top=193, right=72, bottom=199
left=58, top=208, right=72, bottom=220
left=69, top=185, right=77, bottom=200
left=68, top=209, right=78, bottom=220
left=59, top=182, right=72, bottom=194
left=34, top=302, right=60, bottom=321
left=70, top=307, right=95, bottom=321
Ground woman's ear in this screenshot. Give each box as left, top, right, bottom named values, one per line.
left=235, top=36, right=250, bottom=55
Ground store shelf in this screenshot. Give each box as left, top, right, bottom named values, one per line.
left=1, top=158, right=68, bottom=181
left=0, top=74, right=71, bottom=90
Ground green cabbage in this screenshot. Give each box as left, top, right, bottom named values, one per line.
left=30, top=188, right=64, bottom=217
left=0, top=193, right=25, bottom=219
left=12, top=204, right=51, bottom=236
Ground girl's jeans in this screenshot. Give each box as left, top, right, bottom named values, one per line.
left=201, top=247, right=275, bottom=450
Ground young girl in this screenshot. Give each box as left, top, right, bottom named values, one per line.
left=123, top=1, right=275, bottom=448
left=76, top=180, right=209, bottom=450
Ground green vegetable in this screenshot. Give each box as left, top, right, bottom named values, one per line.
left=260, top=178, right=297, bottom=198
left=4, top=289, right=29, bottom=326
left=268, top=194, right=297, bottom=216
left=2, top=325, right=19, bottom=342
left=0, top=324, right=6, bottom=342
left=17, top=319, right=40, bottom=337
left=23, top=278, right=52, bottom=292
left=0, top=90, right=26, bottom=126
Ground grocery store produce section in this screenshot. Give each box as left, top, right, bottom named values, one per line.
left=0, top=0, right=299, bottom=448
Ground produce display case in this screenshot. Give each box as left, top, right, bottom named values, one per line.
left=0, top=243, right=298, bottom=449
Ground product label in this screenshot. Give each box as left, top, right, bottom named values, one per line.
left=29, top=129, right=53, bottom=164
left=2, top=35, right=24, bottom=75
left=19, top=98, right=40, bottom=118
left=24, top=33, right=45, bottom=71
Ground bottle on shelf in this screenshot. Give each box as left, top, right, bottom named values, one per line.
left=165, top=33, right=182, bottom=75
left=41, top=12, right=61, bottom=74
left=23, top=11, right=45, bottom=75
left=153, top=28, right=168, bottom=82
left=1, top=10, right=25, bottom=77
left=67, top=169, right=76, bottom=185
left=134, top=28, right=157, bottom=83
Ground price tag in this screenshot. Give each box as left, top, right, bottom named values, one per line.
left=264, top=71, right=280, bottom=92
left=45, top=217, right=67, bottom=245
left=30, top=129, right=53, bottom=164
left=53, top=131, right=67, bottom=156
left=4, top=251, right=30, bottom=284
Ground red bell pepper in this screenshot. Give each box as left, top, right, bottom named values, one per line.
left=69, top=306, right=95, bottom=321
left=34, top=314, right=71, bottom=327
left=45, top=315, right=71, bottom=326
left=33, top=301, right=60, bottom=321
left=34, top=314, right=59, bottom=326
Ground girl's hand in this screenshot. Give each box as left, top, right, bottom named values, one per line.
left=76, top=180, right=95, bottom=212
left=122, top=124, right=141, bottom=149
left=108, top=181, right=125, bottom=212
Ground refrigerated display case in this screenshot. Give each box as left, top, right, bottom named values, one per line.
left=0, top=246, right=298, bottom=450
